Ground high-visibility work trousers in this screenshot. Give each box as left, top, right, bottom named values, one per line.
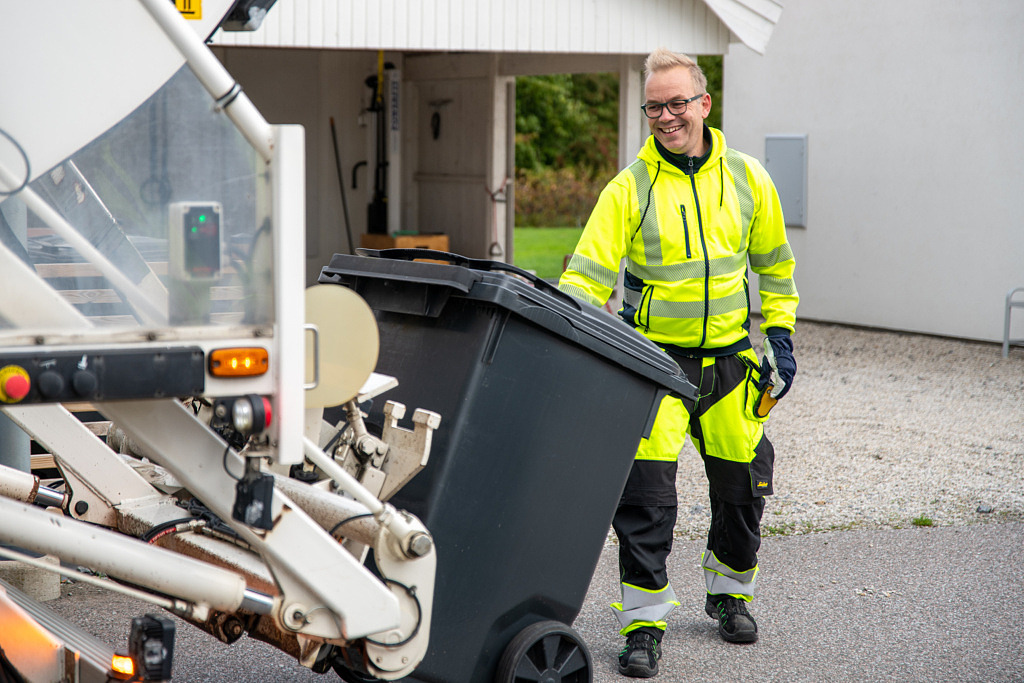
left=612, top=349, right=775, bottom=635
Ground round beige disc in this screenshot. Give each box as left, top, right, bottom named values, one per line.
left=304, top=284, right=379, bottom=408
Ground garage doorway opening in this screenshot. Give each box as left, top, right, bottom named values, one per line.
left=511, top=56, right=721, bottom=282
left=512, top=72, right=618, bottom=280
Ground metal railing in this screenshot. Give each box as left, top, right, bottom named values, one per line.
left=1003, top=286, right=1024, bottom=358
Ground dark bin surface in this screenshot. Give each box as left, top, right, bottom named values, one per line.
left=318, top=250, right=696, bottom=683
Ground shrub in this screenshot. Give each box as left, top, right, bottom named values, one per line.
left=515, top=167, right=608, bottom=228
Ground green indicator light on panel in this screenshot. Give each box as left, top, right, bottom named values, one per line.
left=199, top=214, right=207, bottom=223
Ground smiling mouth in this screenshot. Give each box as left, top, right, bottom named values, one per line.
left=660, top=124, right=684, bottom=135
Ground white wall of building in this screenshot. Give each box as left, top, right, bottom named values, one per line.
left=722, top=0, right=1024, bottom=343
left=404, top=53, right=514, bottom=260
left=213, top=47, right=381, bottom=282
left=212, top=48, right=516, bottom=283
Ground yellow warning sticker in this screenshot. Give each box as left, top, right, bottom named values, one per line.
left=175, top=0, right=201, bottom=20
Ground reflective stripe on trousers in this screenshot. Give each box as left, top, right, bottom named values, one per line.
left=702, top=549, right=758, bottom=600
left=611, top=581, right=680, bottom=631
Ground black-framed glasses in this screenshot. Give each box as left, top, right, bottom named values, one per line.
left=640, top=93, right=705, bottom=119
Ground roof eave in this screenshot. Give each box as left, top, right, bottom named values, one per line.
left=701, top=0, right=784, bottom=55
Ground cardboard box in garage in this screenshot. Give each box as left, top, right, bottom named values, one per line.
left=360, top=233, right=449, bottom=252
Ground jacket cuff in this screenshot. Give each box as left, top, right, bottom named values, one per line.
left=765, top=327, right=791, bottom=338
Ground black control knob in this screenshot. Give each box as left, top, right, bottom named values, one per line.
left=71, top=370, right=98, bottom=397
left=37, top=370, right=65, bottom=399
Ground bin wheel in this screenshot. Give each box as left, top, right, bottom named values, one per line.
left=331, top=649, right=380, bottom=683
left=332, top=662, right=378, bottom=683
left=495, top=620, right=593, bottom=683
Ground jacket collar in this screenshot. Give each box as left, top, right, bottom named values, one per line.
left=640, top=125, right=725, bottom=175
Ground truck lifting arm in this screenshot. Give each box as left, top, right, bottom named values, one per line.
left=0, top=2, right=438, bottom=680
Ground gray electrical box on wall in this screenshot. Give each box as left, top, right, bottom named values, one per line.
left=764, top=135, right=807, bottom=228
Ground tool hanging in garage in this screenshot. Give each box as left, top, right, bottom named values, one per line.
left=329, top=116, right=355, bottom=254
left=365, top=52, right=393, bottom=235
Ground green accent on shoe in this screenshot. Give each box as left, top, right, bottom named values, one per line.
left=705, top=594, right=758, bottom=643
left=618, top=631, right=661, bottom=678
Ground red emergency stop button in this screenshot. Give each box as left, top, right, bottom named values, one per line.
left=0, top=365, right=31, bottom=403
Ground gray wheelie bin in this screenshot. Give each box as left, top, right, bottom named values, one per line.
left=318, top=249, right=697, bottom=683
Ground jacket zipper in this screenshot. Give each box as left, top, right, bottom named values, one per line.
left=639, top=284, right=654, bottom=333
left=688, top=157, right=710, bottom=347
left=680, top=204, right=691, bottom=258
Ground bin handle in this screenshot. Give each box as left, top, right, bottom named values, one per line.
left=304, top=323, right=320, bottom=390
left=356, top=247, right=582, bottom=309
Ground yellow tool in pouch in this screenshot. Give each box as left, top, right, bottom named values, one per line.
left=753, top=336, right=785, bottom=419
left=753, top=384, right=777, bottom=418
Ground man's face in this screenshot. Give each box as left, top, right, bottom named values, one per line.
left=644, top=66, right=710, bottom=156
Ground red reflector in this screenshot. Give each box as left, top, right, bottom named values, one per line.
left=261, top=396, right=272, bottom=427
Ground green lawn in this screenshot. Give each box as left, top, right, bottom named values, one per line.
left=513, top=227, right=584, bottom=280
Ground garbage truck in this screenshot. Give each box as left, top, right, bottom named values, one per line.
left=0, top=3, right=695, bottom=681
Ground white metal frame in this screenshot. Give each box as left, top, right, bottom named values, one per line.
left=0, top=3, right=439, bottom=679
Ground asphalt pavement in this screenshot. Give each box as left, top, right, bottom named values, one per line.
left=578, top=522, right=1024, bottom=683
left=39, top=520, right=1024, bottom=682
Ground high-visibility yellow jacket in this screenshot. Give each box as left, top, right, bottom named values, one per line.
left=559, top=128, right=798, bottom=356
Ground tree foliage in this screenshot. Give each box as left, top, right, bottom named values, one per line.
left=515, top=57, right=722, bottom=177
left=515, top=73, right=619, bottom=179
left=514, top=57, right=724, bottom=227
left=697, top=55, right=723, bottom=131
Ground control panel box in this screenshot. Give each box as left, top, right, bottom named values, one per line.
left=169, top=201, right=223, bottom=281
left=0, top=347, right=205, bottom=404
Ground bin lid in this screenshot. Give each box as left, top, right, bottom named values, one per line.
left=319, top=250, right=697, bottom=400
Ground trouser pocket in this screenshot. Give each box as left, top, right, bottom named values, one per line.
left=748, top=434, right=775, bottom=497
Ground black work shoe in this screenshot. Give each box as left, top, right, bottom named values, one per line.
left=705, top=594, right=758, bottom=643
left=618, top=631, right=661, bottom=678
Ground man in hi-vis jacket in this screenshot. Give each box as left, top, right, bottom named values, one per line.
left=559, top=48, right=799, bottom=679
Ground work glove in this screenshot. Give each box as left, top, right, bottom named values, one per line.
left=753, top=329, right=796, bottom=419
left=757, top=328, right=797, bottom=400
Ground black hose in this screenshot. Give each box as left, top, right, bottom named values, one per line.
left=140, top=517, right=195, bottom=543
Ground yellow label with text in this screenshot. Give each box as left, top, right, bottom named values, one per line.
left=175, top=0, right=201, bottom=20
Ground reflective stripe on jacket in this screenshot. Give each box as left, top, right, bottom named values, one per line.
left=559, top=128, right=798, bottom=352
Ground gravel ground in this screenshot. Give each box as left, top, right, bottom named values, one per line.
left=672, top=317, right=1024, bottom=540
left=582, top=318, right=1024, bottom=682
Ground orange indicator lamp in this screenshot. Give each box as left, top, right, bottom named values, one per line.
left=209, top=348, right=269, bottom=377
left=110, top=653, right=135, bottom=679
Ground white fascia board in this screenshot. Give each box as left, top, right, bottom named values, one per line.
left=210, top=0, right=737, bottom=55
left=701, top=0, right=784, bottom=54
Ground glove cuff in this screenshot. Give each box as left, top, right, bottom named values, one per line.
left=765, top=327, right=791, bottom=338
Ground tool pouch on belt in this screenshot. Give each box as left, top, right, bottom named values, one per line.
left=753, top=384, right=777, bottom=419
left=740, top=355, right=773, bottom=422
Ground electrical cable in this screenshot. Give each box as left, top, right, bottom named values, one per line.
left=140, top=516, right=196, bottom=543
left=222, top=440, right=242, bottom=481
left=363, top=579, right=423, bottom=648
left=329, top=512, right=375, bottom=537
left=304, top=577, right=424, bottom=651
left=214, top=82, right=243, bottom=111
left=485, top=176, right=509, bottom=257
left=330, top=117, right=356, bottom=255
left=322, top=426, right=346, bottom=456
left=0, top=127, right=30, bottom=196
left=140, top=92, right=171, bottom=206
